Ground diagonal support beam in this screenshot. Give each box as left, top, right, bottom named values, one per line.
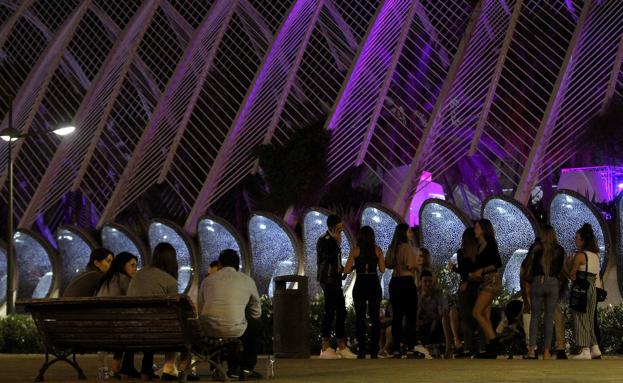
left=0, top=0, right=91, bottom=202
left=468, top=0, right=524, bottom=155
left=602, top=33, right=623, bottom=112
left=97, top=0, right=239, bottom=227
left=514, top=0, right=593, bottom=204
left=185, top=0, right=325, bottom=234
left=324, top=0, right=419, bottom=182
left=19, top=0, right=161, bottom=228
left=0, top=0, right=34, bottom=50
left=392, top=0, right=483, bottom=215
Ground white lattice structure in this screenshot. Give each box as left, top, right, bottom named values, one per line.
left=0, top=0, right=621, bottom=236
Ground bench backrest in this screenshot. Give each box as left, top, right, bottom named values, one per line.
left=18, top=295, right=198, bottom=352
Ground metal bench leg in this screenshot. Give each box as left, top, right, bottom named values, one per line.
left=34, top=350, right=86, bottom=382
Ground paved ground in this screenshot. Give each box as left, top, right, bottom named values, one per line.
left=1, top=354, right=622, bottom=382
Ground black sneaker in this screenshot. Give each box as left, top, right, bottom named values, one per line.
left=556, top=350, right=568, bottom=360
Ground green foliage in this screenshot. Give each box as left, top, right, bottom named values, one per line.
left=0, top=315, right=44, bottom=353
left=254, top=119, right=329, bottom=214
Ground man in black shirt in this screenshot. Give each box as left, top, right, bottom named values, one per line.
left=317, top=214, right=356, bottom=359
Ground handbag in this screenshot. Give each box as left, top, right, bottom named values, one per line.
left=569, top=252, right=590, bottom=313
left=596, top=287, right=607, bottom=302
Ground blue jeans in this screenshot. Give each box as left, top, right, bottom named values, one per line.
left=529, top=276, right=559, bottom=349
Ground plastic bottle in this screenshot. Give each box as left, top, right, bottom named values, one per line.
left=97, top=351, right=109, bottom=381
left=265, top=353, right=275, bottom=379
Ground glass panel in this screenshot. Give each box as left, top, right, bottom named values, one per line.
left=550, top=192, right=607, bottom=271
left=57, top=228, right=94, bottom=293
left=14, top=231, right=54, bottom=298
left=249, top=214, right=297, bottom=297
left=420, top=201, right=467, bottom=269
left=198, top=217, right=244, bottom=280
left=101, top=225, right=144, bottom=268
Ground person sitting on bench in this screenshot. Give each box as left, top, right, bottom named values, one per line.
left=198, top=249, right=262, bottom=380
left=63, top=248, right=113, bottom=297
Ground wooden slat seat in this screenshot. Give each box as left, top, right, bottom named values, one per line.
left=18, top=295, right=238, bottom=382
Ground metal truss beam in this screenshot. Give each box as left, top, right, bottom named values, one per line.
left=98, top=0, right=239, bottom=227
left=19, top=0, right=161, bottom=228
left=0, top=1, right=91, bottom=215
left=468, top=0, right=523, bottom=155
left=185, top=0, right=325, bottom=234
left=0, top=0, right=34, bottom=50
left=393, top=0, right=483, bottom=215
left=324, top=0, right=419, bottom=183
left=515, top=0, right=593, bottom=204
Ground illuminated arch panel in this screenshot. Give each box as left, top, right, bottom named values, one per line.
left=361, top=203, right=404, bottom=298
left=101, top=224, right=148, bottom=269
left=148, top=219, right=198, bottom=295
left=419, top=199, right=469, bottom=269
left=302, top=208, right=355, bottom=299
left=249, top=213, right=302, bottom=297
left=550, top=190, right=611, bottom=274
left=15, top=230, right=58, bottom=299
left=198, top=216, right=249, bottom=280
left=57, top=225, right=97, bottom=293
left=482, top=196, right=538, bottom=292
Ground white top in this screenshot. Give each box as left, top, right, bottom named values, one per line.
left=583, top=251, right=600, bottom=275
left=198, top=267, right=261, bottom=338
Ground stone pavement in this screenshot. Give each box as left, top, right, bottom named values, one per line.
left=1, top=354, right=622, bottom=382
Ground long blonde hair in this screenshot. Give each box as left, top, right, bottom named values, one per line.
left=535, top=225, right=559, bottom=276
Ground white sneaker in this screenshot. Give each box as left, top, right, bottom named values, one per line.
left=319, top=347, right=341, bottom=359
left=336, top=347, right=358, bottom=359
left=573, top=348, right=592, bottom=360
left=413, top=345, right=433, bottom=359
left=590, top=345, right=602, bottom=359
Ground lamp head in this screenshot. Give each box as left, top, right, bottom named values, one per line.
left=52, top=124, right=76, bottom=136
left=0, top=127, right=21, bottom=142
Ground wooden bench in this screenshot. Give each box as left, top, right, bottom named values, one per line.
left=18, top=295, right=239, bottom=382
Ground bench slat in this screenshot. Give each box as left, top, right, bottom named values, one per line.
left=52, top=332, right=185, bottom=341
left=41, top=320, right=182, bottom=328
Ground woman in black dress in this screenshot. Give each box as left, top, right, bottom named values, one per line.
left=345, top=225, right=386, bottom=358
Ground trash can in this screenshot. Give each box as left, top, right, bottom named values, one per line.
left=273, top=275, right=309, bottom=358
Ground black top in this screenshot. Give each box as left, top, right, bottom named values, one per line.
left=474, top=241, right=502, bottom=271
left=63, top=266, right=103, bottom=297
left=454, top=248, right=478, bottom=282
left=317, top=231, right=341, bottom=285
left=355, top=245, right=378, bottom=274
left=525, top=241, right=565, bottom=281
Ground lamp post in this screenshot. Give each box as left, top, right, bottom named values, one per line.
left=1, top=101, right=75, bottom=314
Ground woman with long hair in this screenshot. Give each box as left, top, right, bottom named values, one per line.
left=128, top=243, right=180, bottom=380
left=449, top=227, right=479, bottom=356
left=345, top=225, right=385, bottom=358
left=570, top=223, right=602, bottom=360
left=525, top=225, right=565, bottom=359
left=63, top=248, right=114, bottom=297
left=385, top=223, right=418, bottom=357
left=471, top=219, right=503, bottom=358
left=96, top=252, right=140, bottom=378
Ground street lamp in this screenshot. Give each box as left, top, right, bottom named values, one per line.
left=1, top=102, right=75, bottom=314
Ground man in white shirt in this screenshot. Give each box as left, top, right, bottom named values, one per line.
left=198, top=249, right=262, bottom=380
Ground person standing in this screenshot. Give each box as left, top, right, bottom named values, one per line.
left=570, top=223, right=602, bottom=360
left=386, top=223, right=418, bottom=357
left=524, top=225, right=565, bottom=359
left=344, top=225, right=385, bottom=358
left=471, top=219, right=503, bottom=359
left=317, top=214, right=357, bottom=359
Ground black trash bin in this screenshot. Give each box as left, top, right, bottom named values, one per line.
left=273, top=275, right=309, bottom=358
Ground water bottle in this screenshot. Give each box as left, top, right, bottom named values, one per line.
left=97, top=351, right=109, bottom=381
left=265, top=354, right=275, bottom=380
